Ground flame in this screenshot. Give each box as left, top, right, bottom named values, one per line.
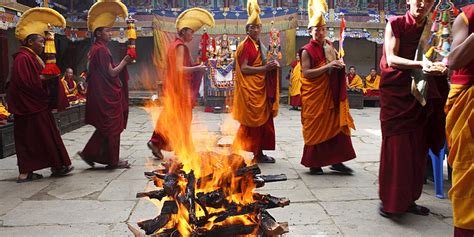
left=140, top=38, right=259, bottom=236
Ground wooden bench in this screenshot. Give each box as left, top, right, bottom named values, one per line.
left=348, top=91, right=364, bottom=109
left=364, top=96, right=380, bottom=107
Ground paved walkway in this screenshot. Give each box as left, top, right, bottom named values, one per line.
left=0, top=106, right=453, bottom=236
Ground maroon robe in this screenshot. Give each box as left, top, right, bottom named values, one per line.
left=149, top=38, right=194, bottom=151
left=298, top=40, right=355, bottom=168
left=233, top=37, right=277, bottom=156
left=378, top=12, right=449, bottom=213
left=82, top=41, right=129, bottom=166
left=7, top=47, right=71, bottom=173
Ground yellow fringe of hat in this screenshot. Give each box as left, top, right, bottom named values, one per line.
left=176, top=8, right=215, bottom=32
left=246, top=0, right=262, bottom=25
left=88, top=0, right=128, bottom=32
left=15, top=7, right=66, bottom=41
left=308, top=0, right=328, bottom=28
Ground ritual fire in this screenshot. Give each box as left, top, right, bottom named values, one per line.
left=134, top=151, right=290, bottom=236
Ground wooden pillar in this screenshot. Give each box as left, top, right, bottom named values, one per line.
left=0, top=29, right=8, bottom=93
left=378, top=0, right=385, bottom=24
left=328, top=0, right=334, bottom=9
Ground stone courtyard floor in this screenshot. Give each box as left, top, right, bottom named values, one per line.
left=0, top=105, right=454, bottom=236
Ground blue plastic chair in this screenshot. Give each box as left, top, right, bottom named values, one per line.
left=428, top=142, right=448, bottom=199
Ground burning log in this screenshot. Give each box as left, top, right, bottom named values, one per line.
left=137, top=214, right=171, bottom=235
left=257, top=174, right=287, bottom=183
left=260, top=210, right=289, bottom=236
left=236, top=164, right=261, bottom=176
left=196, top=189, right=225, bottom=208
left=254, top=193, right=290, bottom=209
left=184, top=171, right=197, bottom=225
left=136, top=189, right=167, bottom=200
left=163, top=173, right=180, bottom=197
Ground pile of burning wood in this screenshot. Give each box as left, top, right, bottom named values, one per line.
left=133, top=152, right=290, bottom=237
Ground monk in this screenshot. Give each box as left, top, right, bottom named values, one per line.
left=79, top=27, right=132, bottom=169
left=378, top=0, right=449, bottom=218
left=346, top=66, right=363, bottom=90
left=147, top=8, right=213, bottom=159
left=232, top=0, right=280, bottom=163
left=363, top=68, right=381, bottom=96
left=8, top=7, right=74, bottom=182
left=60, top=68, right=78, bottom=104
left=288, top=54, right=302, bottom=110
left=299, top=0, right=355, bottom=175
left=446, top=4, right=474, bottom=236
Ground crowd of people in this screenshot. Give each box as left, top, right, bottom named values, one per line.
left=2, top=0, right=472, bottom=236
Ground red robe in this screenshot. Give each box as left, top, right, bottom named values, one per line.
left=298, top=40, right=355, bottom=168
left=233, top=37, right=278, bottom=156
left=378, top=12, right=449, bottom=213
left=82, top=41, right=129, bottom=166
left=7, top=47, right=71, bottom=173
left=149, top=38, right=195, bottom=151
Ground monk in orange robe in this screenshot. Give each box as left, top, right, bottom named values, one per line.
left=232, top=25, right=280, bottom=163
left=346, top=66, right=363, bottom=90
left=446, top=4, right=474, bottom=236
left=299, top=1, right=356, bottom=175
left=60, top=68, right=79, bottom=104
left=363, top=68, right=381, bottom=96
left=288, top=55, right=302, bottom=110
left=378, top=0, right=449, bottom=218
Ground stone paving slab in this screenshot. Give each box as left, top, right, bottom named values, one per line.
left=1, top=200, right=135, bottom=226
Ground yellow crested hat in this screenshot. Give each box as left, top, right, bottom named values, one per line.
left=176, top=8, right=215, bottom=32
left=246, top=0, right=262, bottom=25
left=308, top=0, right=328, bottom=28
left=88, top=0, right=128, bottom=32
left=15, top=7, right=66, bottom=41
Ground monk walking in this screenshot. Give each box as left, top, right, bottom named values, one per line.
left=299, top=0, right=356, bottom=175
left=378, top=0, right=449, bottom=217
left=446, top=4, right=474, bottom=236
left=232, top=0, right=280, bottom=163
left=8, top=7, right=73, bottom=182
left=147, top=8, right=214, bottom=159
left=79, top=0, right=132, bottom=169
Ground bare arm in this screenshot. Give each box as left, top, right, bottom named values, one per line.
left=300, top=50, right=343, bottom=79
left=108, top=55, right=132, bottom=78
left=384, top=23, right=425, bottom=70
left=448, top=14, right=474, bottom=70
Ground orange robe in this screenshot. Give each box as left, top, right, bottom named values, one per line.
left=61, top=76, right=78, bottom=103
left=289, top=61, right=302, bottom=107
left=232, top=36, right=279, bottom=155
left=299, top=39, right=356, bottom=168
left=363, top=74, right=381, bottom=96
left=347, top=74, right=363, bottom=89
left=446, top=5, right=474, bottom=233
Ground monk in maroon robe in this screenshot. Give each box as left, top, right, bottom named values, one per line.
left=79, top=27, right=132, bottom=169
left=147, top=28, right=207, bottom=159
left=378, top=1, right=449, bottom=217
left=7, top=34, right=73, bottom=182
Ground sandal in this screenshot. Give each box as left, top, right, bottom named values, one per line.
left=106, top=160, right=131, bottom=169
left=77, top=151, right=94, bottom=167
left=17, top=172, right=43, bottom=183
left=407, top=203, right=430, bottom=216
left=378, top=203, right=400, bottom=219
left=51, top=165, right=75, bottom=177
left=147, top=141, right=164, bottom=160
left=255, top=154, right=276, bottom=164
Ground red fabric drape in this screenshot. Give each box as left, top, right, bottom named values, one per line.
left=0, top=30, right=8, bottom=93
